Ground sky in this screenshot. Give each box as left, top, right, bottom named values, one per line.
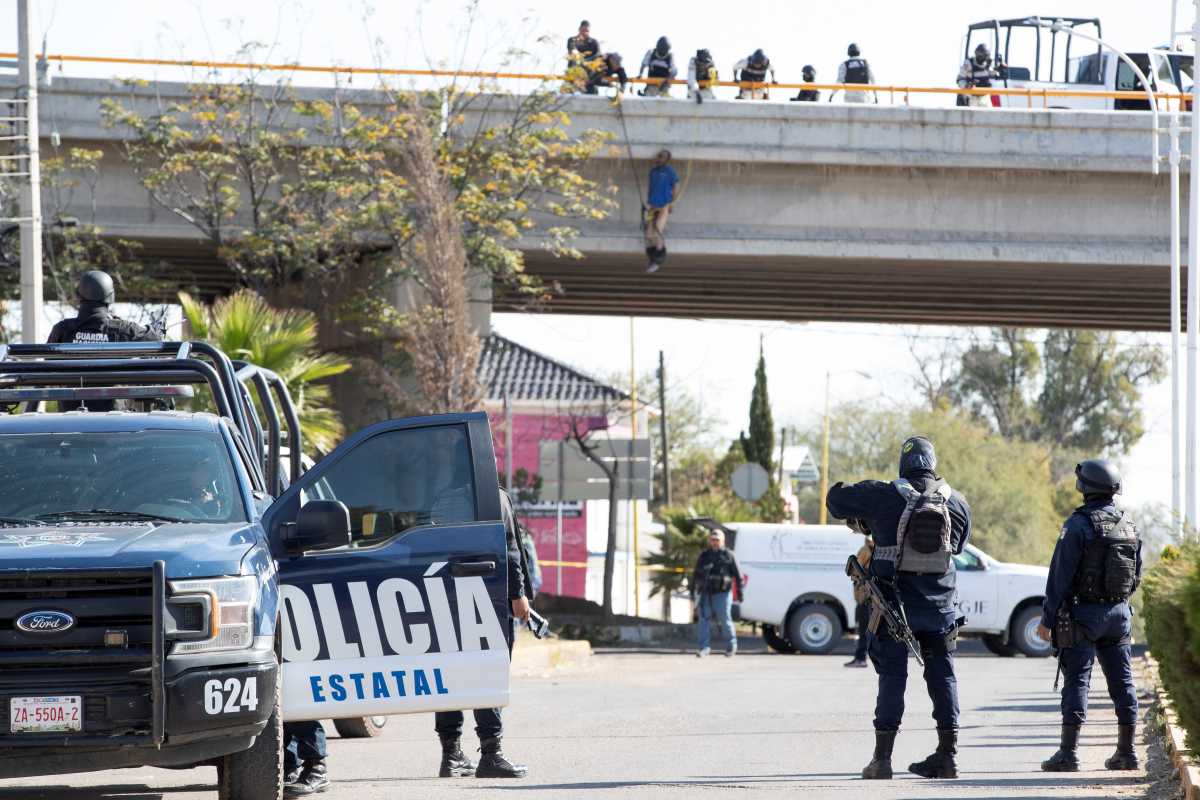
left=0, top=0, right=1187, bottom=508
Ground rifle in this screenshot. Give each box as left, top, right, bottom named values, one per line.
left=845, top=554, right=924, bottom=667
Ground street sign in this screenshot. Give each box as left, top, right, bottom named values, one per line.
left=539, top=438, right=653, bottom=502
left=731, top=462, right=770, bottom=502
left=793, top=453, right=820, bottom=484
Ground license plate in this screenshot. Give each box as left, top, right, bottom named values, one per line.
left=10, top=696, right=82, bottom=733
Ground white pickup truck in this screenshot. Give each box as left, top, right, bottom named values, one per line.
left=719, top=522, right=1051, bottom=658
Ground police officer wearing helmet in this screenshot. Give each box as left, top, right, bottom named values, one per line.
left=49, top=271, right=161, bottom=346
left=1038, top=459, right=1142, bottom=773
left=957, top=43, right=1002, bottom=107
left=790, top=65, right=820, bottom=102
left=638, top=36, right=677, bottom=97
left=48, top=270, right=162, bottom=412
left=687, top=49, right=717, bottom=103
left=733, top=49, right=775, bottom=100
left=826, top=436, right=972, bottom=780
left=837, top=43, right=876, bottom=103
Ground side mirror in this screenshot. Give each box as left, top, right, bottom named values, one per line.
left=284, top=500, right=352, bottom=555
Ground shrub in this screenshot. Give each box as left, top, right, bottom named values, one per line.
left=1144, top=541, right=1200, bottom=748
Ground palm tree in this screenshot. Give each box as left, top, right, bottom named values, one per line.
left=179, top=290, right=351, bottom=453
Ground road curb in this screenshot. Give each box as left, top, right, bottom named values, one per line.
left=1144, top=655, right=1200, bottom=800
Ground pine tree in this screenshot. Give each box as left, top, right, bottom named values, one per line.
left=740, top=341, right=775, bottom=475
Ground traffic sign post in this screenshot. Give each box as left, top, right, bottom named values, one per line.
left=731, top=462, right=770, bottom=502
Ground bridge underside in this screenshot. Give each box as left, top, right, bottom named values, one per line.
left=507, top=251, right=1176, bottom=331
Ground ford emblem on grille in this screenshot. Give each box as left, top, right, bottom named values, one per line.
left=15, top=610, right=75, bottom=634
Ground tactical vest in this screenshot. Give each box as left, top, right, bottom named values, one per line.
left=966, top=59, right=994, bottom=87
left=740, top=60, right=769, bottom=83
left=694, top=58, right=716, bottom=87
left=699, top=550, right=736, bottom=593
left=1074, top=509, right=1139, bottom=603
left=647, top=52, right=673, bottom=78
left=881, top=478, right=954, bottom=575
left=843, top=58, right=870, bottom=84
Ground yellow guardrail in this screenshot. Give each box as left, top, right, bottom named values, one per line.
left=2, top=50, right=1189, bottom=110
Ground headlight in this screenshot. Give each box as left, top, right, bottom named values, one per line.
left=168, top=576, right=258, bottom=654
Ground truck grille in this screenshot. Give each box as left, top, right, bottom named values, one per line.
left=0, top=569, right=155, bottom=736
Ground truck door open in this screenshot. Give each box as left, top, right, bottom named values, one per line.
left=264, top=413, right=510, bottom=722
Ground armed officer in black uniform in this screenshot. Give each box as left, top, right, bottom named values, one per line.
left=49, top=270, right=161, bottom=346
left=48, top=270, right=162, bottom=412
left=1039, top=459, right=1141, bottom=773
left=826, top=436, right=971, bottom=781
left=435, top=487, right=531, bottom=780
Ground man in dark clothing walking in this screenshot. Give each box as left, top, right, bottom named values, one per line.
left=1038, top=459, right=1142, bottom=773
left=826, top=436, right=972, bottom=781
left=435, top=488, right=531, bottom=779
left=691, top=527, right=744, bottom=657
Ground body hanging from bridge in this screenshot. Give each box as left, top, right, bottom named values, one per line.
left=644, top=150, right=679, bottom=273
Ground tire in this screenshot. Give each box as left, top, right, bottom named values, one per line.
left=334, top=716, right=388, bottom=738
left=218, top=673, right=282, bottom=800
left=981, top=633, right=1019, bottom=657
left=785, top=603, right=842, bottom=655
left=1010, top=605, right=1053, bottom=658
left=762, top=624, right=796, bottom=655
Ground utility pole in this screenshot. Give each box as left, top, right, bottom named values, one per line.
left=818, top=372, right=831, bottom=525
left=503, top=388, right=514, bottom=492
left=1188, top=1, right=1200, bottom=530
left=777, top=427, right=786, bottom=485
left=657, top=350, right=671, bottom=506
left=16, top=0, right=42, bottom=344
left=629, top=318, right=640, bottom=618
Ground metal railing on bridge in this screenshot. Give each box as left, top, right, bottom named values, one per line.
left=0, top=50, right=1189, bottom=110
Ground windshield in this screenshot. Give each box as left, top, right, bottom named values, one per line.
left=0, top=430, right=247, bottom=523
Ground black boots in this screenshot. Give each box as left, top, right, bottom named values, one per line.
left=438, top=735, right=476, bottom=778
left=862, top=730, right=896, bottom=779
left=1105, top=724, right=1139, bottom=771
left=1042, top=725, right=1081, bottom=772
left=283, top=760, right=329, bottom=796
left=909, top=729, right=959, bottom=779
left=475, top=736, right=528, bottom=779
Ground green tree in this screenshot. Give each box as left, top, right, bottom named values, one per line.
left=100, top=68, right=614, bottom=426
left=180, top=290, right=351, bottom=453
left=800, top=403, right=1061, bottom=563
left=739, top=343, right=775, bottom=475
left=948, top=328, right=1164, bottom=455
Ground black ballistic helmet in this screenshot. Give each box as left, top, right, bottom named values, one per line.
left=802, top=64, right=816, bottom=81
left=1075, top=459, right=1121, bottom=495
left=76, top=270, right=115, bottom=305
left=751, top=48, right=766, bottom=65
left=656, top=36, right=670, bottom=55
left=899, top=436, right=937, bottom=476
left=974, top=43, right=991, bottom=62
left=848, top=43, right=861, bottom=57
left=696, top=48, right=711, bottom=63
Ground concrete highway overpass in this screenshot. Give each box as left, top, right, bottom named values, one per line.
left=4, top=77, right=1185, bottom=330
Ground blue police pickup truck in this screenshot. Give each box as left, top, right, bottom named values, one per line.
left=0, top=342, right=513, bottom=799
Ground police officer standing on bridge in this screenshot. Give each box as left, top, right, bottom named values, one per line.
left=1038, top=459, right=1142, bottom=773
left=826, top=436, right=971, bottom=780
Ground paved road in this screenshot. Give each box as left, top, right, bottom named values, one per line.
left=0, top=641, right=1165, bottom=799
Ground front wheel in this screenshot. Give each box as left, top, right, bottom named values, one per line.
left=334, top=716, right=388, bottom=738
left=762, top=624, right=796, bottom=654
left=786, top=603, right=842, bottom=655
left=218, top=675, right=282, bottom=800
left=1010, top=606, right=1053, bottom=658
